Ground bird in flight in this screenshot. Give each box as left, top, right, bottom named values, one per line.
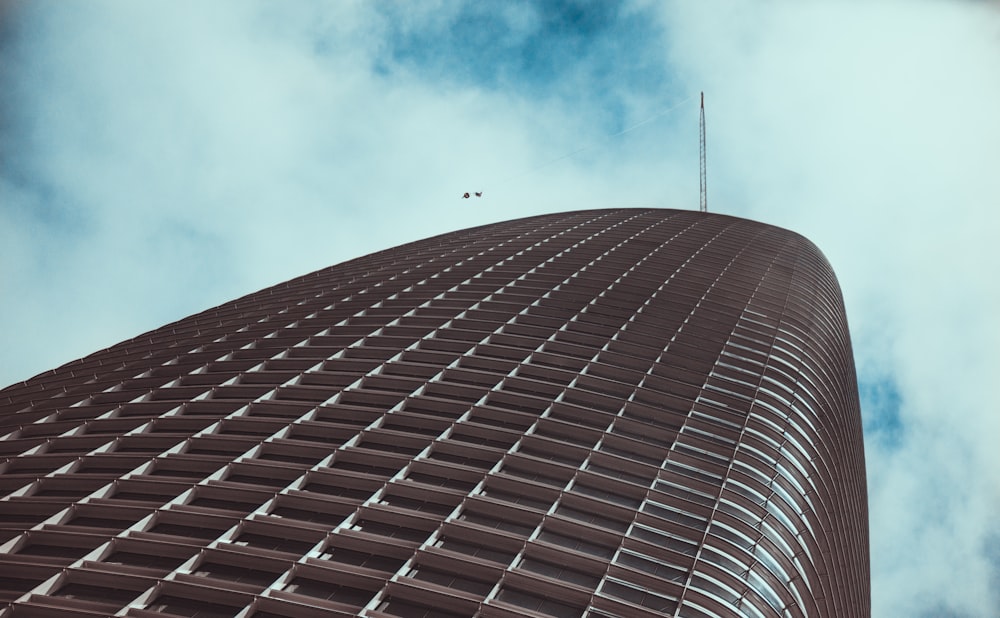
left=462, top=192, right=483, bottom=199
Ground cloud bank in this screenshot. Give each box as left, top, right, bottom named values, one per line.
left=1, top=1, right=998, bottom=616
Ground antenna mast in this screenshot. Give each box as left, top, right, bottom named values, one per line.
left=699, top=92, right=707, bottom=213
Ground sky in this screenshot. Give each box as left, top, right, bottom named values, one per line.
left=1, top=1, right=998, bottom=615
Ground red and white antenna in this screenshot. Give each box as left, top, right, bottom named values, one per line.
left=699, top=92, right=708, bottom=213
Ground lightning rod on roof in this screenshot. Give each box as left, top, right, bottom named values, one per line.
left=699, top=92, right=708, bottom=213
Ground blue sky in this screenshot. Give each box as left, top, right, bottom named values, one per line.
left=2, top=1, right=999, bottom=615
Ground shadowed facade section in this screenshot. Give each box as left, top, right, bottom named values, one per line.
left=0, top=209, right=869, bottom=617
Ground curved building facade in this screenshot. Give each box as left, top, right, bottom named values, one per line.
left=0, top=209, right=869, bottom=617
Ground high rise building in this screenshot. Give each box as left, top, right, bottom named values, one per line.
left=0, top=209, right=869, bottom=618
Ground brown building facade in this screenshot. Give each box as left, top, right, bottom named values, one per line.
left=0, top=209, right=869, bottom=617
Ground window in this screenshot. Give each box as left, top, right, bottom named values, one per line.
left=554, top=505, right=628, bottom=533
left=352, top=520, right=429, bottom=543
left=572, top=483, right=641, bottom=508
left=284, top=579, right=374, bottom=606
left=232, top=533, right=315, bottom=556
left=381, top=494, right=456, bottom=516
left=192, top=562, right=279, bottom=588
left=271, top=506, right=346, bottom=527
left=482, top=487, right=552, bottom=511
left=408, top=566, right=493, bottom=594
left=616, top=550, right=687, bottom=583
left=149, top=522, right=225, bottom=540
left=537, top=530, right=614, bottom=559
left=321, top=547, right=407, bottom=572
left=435, top=538, right=517, bottom=565
left=53, top=583, right=138, bottom=606
left=519, top=557, right=600, bottom=587
left=147, top=594, right=246, bottom=617
left=377, top=598, right=468, bottom=618
left=105, top=550, right=190, bottom=571
left=600, top=579, right=678, bottom=613
left=495, top=587, right=586, bottom=617
left=629, top=525, right=698, bottom=555
left=459, top=511, right=535, bottom=536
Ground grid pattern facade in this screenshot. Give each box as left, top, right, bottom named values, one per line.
left=0, top=209, right=869, bottom=618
